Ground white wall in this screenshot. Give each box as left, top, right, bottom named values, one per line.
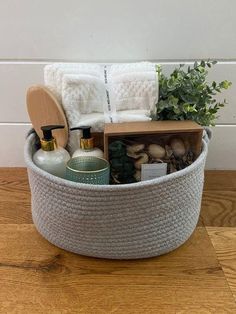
left=0, top=0, right=235, bottom=168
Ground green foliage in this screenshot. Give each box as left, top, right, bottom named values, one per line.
left=152, top=60, right=232, bottom=126
left=109, top=141, right=136, bottom=184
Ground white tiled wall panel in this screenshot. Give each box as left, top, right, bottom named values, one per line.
left=0, top=0, right=235, bottom=61
left=0, top=63, right=45, bottom=122
left=0, top=1, right=235, bottom=167
left=0, top=124, right=31, bottom=167
left=205, top=125, right=236, bottom=170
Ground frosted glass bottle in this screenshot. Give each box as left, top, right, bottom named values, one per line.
left=71, top=126, right=104, bottom=158
left=33, top=147, right=70, bottom=178
left=33, top=125, right=70, bottom=178
left=72, top=147, right=103, bottom=158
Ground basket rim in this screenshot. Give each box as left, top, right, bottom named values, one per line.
left=24, top=133, right=208, bottom=191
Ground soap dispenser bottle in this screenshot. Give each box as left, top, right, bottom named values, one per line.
left=33, top=125, right=70, bottom=178
left=71, top=126, right=104, bottom=158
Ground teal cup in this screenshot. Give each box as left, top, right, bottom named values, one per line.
left=66, top=156, right=110, bottom=185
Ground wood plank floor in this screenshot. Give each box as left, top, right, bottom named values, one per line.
left=0, top=169, right=236, bottom=313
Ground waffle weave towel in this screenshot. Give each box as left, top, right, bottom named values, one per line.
left=44, top=62, right=158, bottom=153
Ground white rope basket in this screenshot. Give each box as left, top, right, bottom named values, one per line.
left=24, top=133, right=209, bottom=259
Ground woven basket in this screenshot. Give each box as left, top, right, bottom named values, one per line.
left=24, top=133, right=209, bottom=259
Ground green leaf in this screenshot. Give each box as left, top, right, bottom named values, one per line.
left=219, top=80, right=232, bottom=89
left=153, top=59, right=231, bottom=126
left=200, top=60, right=206, bottom=67
left=212, top=81, right=216, bottom=88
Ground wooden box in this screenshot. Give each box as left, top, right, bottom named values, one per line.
left=104, top=120, right=203, bottom=160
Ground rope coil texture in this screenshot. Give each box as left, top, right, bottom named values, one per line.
left=24, top=133, right=208, bottom=259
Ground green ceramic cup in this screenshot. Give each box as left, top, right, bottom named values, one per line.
left=66, top=156, right=110, bottom=185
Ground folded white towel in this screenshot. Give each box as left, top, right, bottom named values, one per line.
left=110, top=62, right=155, bottom=75
left=44, top=63, right=101, bottom=102
left=117, top=110, right=152, bottom=123
left=68, top=111, right=151, bottom=154
left=110, top=71, right=158, bottom=112
left=62, top=74, right=105, bottom=115
left=61, top=74, right=106, bottom=153
left=44, top=62, right=158, bottom=113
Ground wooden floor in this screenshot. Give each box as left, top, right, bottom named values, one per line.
left=0, top=169, right=236, bottom=313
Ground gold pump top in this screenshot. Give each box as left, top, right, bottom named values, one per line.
left=40, top=138, right=57, bottom=151
left=40, top=125, right=64, bottom=151
left=80, top=137, right=94, bottom=150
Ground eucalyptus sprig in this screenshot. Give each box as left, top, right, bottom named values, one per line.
left=152, top=60, right=232, bottom=126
